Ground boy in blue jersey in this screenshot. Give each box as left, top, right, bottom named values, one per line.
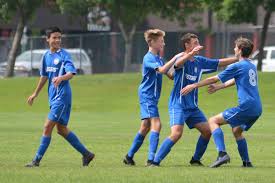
left=123, top=29, right=195, bottom=166
left=25, top=27, right=94, bottom=167
left=181, top=37, right=262, bottom=168
left=151, top=33, right=238, bottom=166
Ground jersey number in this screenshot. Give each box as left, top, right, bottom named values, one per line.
left=249, top=69, right=257, bottom=86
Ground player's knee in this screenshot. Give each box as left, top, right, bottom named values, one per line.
left=201, top=129, right=211, bottom=139
left=232, top=129, right=243, bottom=140
left=209, top=116, right=218, bottom=125
left=170, top=131, right=182, bottom=142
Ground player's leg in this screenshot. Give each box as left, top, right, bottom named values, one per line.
left=25, top=119, right=56, bottom=167
left=124, top=118, right=150, bottom=165
left=152, top=125, right=183, bottom=166
left=191, top=122, right=211, bottom=166
left=147, top=117, right=161, bottom=165
left=232, top=126, right=253, bottom=167
left=208, top=113, right=230, bottom=168
left=56, top=123, right=94, bottom=166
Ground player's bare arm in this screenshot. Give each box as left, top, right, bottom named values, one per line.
left=175, top=46, right=204, bottom=68
left=52, top=72, right=74, bottom=88
left=180, top=75, right=220, bottom=95
left=208, top=79, right=235, bottom=94
left=27, top=76, right=48, bottom=106
left=218, top=57, right=238, bottom=67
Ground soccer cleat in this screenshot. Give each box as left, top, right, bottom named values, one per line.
left=242, top=161, right=253, bottom=168
left=189, top=157, right=204, bottom=166
left=210, top=153, right=230, bottom=168
left=123, top=154, right=135, bottom=166
left=25, top=160, right=40, bottom=168
left=146, top=160, right=153, bottom=166
left=149, top=161, right=160, bottom=167
left=82, top=152, right=95, bottom=166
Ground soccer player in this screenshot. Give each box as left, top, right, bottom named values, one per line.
left=25, top=27, right=94, bottom=167
left=151, top=33, right=238, bottom=166
left=181, top=37, right=262, bottom=168
left=123, top=29, right=195, bottom=166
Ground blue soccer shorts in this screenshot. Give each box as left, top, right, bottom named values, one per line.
left=140, top=102, right=160, bottom=120
left=223, top=106, right=260, bottom=131
left=169, top=107, right=207, bottom=128
left=48, top=101, right=71, bottom=126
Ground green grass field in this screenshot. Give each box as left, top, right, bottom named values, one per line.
left=0, top=72, right=274, bottom=183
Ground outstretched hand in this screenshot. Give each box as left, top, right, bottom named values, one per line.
left=189, top=45, right=204, bottom=60
left=180, top=84, right=196, bottom=95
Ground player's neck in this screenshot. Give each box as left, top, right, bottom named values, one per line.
left=239, top=56, right=250, bottom=61
left=50, top=47, right=60, bottom=53
left=149, top=47, right=158, bottom=56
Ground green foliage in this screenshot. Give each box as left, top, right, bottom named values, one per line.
left=0, top=0, right=43, bottom=22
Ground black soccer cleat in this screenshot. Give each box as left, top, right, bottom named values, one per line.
left=210, top=153, right=230, bottom=168
left=242, top=161, right=253, bottom=168
left=149, top=161, right=160, bottom=167
left=189, top=156, right=204, bottom=166
left=123, top=154, right=135, bottom=166
left=25, top=160, right=40, bottom=168
left=82, top=152, right=95, bottom=166
left=146, top=160, right=153, bottom=166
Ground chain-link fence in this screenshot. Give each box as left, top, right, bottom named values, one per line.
left=0, top=30, right=274, bottom=76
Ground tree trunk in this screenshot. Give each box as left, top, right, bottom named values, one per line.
left=257, top=10, right=271, bottom=71
left=118, top=20, right=136, bottom=72
left=5, top=15, right=25, bottom=77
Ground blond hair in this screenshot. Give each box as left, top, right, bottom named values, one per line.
left=144, top=29, right=165, bottom=45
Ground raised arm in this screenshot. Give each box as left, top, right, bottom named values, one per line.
left=27, top=76, right=48, bottom=106
left=218, top=57, right=238, bottom=67
left=208, top=78, right=235, bottom=94
left=180, top=75, right=219, bottom=95
left=175, top=46, right=204, bottom=68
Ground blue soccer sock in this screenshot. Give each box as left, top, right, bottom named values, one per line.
left=153, top=138, right=175, bottom=164
left=237, top=138, right=250, bottom=162
left=33, top=136, right=51, bottom=162
left=193, top=135, right=209, bottom=161
left=65, top=131, right=89, bottom=156
left=127, top=132, right=145, bottom=158
left=148, top=131, right=159, bottom=161
left=212, top=128, right=226, bottom=152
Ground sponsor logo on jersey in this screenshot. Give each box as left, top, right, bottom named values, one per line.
left=46, top=67, right=58, bottom=72
left=185, top=74, right=197, bottom=81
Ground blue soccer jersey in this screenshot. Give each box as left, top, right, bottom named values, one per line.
left=40, top=49, right=76, bottom=106
left=138, top=52, right=164, bottom=104
left=169, top=56, right=219, bottom=110
left=218, top=59, right=262, bottom=115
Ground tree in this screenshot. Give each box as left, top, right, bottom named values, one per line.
left=0, top=0, right=44, bottom=77
left=57, top=0, right=201, bottom=72
left=204, top=0, right=275, bottom=71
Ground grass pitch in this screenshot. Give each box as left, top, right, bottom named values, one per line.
left=0, top=72, right=274, bottom=183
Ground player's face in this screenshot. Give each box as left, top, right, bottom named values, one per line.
left=47, top=32, right=62, bottom=51
left=186, top=38, right=200, bottom=52
left=234, top=44, right=241, bottom=58
left=151, top=36, right=165, bottom=52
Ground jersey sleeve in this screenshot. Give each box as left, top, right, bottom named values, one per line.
left=217, top=63, right=237, bottom=83
left=40, top=54, right=47, bottom=77
left=64, top=53, right=77, bottom=74
left=196, top=56, right=219, bottom=73
left=144, top=55, right=161, bottom=70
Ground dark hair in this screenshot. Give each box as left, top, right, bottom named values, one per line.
left=235, top=37, right=254, bottom=57
left=45, top=26, right=62, bottom=38
left=181, top=33, right=198, bottom=50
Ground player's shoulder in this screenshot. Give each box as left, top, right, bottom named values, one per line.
left=143, top=52, right=155, bottom=62
left=59, top=48, right=71, bottom=56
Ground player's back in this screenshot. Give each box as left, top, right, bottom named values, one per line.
left=234, top=60, right=262, bottom=116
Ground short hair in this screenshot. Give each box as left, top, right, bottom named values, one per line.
left=181, top=33, right=198, bottom=50
left=144, top=29, right=165, bottom=45
left=235, top=37, right=254, bottom=57
left=45, top=26, right=62, bottom=38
